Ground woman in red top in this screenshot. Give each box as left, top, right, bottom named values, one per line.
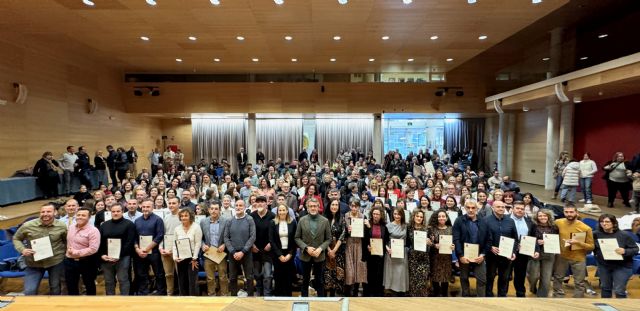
left=300, top=184, right=324, bottom=213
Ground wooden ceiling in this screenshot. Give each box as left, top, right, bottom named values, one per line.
left=0, top=0, right=568, bottom=74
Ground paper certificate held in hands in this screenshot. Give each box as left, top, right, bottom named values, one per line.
left=543, top=234, right=561, bottom=254
left=162, top=234, right=174, bottom=251
left=391, top=238, right=405, bottom=259
left=139, top=235, right=153, bottom=252
left=204, top=247, right=227, bottom=264
left=406, top=202, right=417, bottom=213
left=175, top=238, right=193, bottom=260
left=431, top=201, right=440, bottom=210
left=107, top=238, right=121, bottom=259
left=31, top=236, right=53, bottom=262
left=152, top=209, right=165, bottom=220
left=519, top=236, right=536, bottom=257
left=570, top=232, right=587, bottom=250
left=413, top=230, right=427, bottom=252
left=370, top=238, right=384, bottom=256
left=195, top=215, right=206, bottom=225
left=464, top=243, right=479, bottom=259
left=350, top=218, right=364, bottom=238
left=104, top=211, right=112, bottom=222
left=498, top=236, right=515, bottom=258
left=438, top=234, right=453, bottom=254
left=599, top=239, right=623, bottom=260
left=388, top=193, right=398, bottom=207
left=446, top=211, right=458, bottom=225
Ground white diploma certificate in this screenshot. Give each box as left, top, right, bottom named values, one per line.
left=162, top=234, right=174, bottom=251
left=195, top=215, right=206, bottom=224
left=464, top=243, right=479, bottom=259
left=543, top=234, right=561, bottom=254
left=406, top=202, right=417, bottom=213
left=424, top=210, right=434, bottom=223
left=391, top=238, right=405, bottom=259
left=107, top=238, right=121, bottom=259
left=431, top=201, right=441, bottom=210
left=519, top=235, right=536, bottom=257
left=447, top=211, right=458, bottom=225
left=370, top=238, right=384, bottom=256
left=175, top=238, right=193, bottom=260
left=413, top=230, right=427, bottom=252
left=438, top=234, right=453, bottom=254
left=104, top=211, right=112, bottom=222
left=31, top=236, right=53, bottom=262
left=498, top=236, right=515, bottom=258
left=599, top=239, right=623, bottom=260
left=388, top=193, right=398, bottom=207
left=297, top=188, right=306, bottom=198
left=350, top=218, right=364, bottom=238
left=270, top=179, right=276, bottom=187
left=152, top=209, right=165, bottom=219
left=139, top=235, right=153, bottom=252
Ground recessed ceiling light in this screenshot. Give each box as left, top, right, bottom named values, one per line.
left=446, top=58, right=453, bottom=62
left=175, top=58, right=183, bottom=62
left=330, top=58, right=336, bottom=62
left=210, top=0, right=220, bottom=5
left=430, top=35, right=439, bottom=40
left=236, top=36, right=245, bottom=41
left=369, top=58, right=375, bottom=62
left=274, top=0, right=284, bottom=5
left=146, top=0, right=157, bottom=6
left=598, top=34, right=608, bottom=39
left=252, top=58, right=259, bottom=62
left=82, top=0, right=95, bottom=6
left=213, top=58, right=220, bottom=62
left=381, top=36, right=390, bottom=40
left=140, top=36, right=150, bottom=41
left=338, top=0, right=348, bottom=4
left=532, top=0, right=542, bottom=4
left=188, top=36, right=197, bottom=41
left=468, top=0, right=477, bottom=4
left=333, top=35, right=341, bottom=41
left=407, top=58, right=414, bottom=62
left=478, top=35, right=488, bottom=40
left=284, top=35, right=293, bottom=41
left=291, top=58, right=298, bottom=62
left=580, top=56, right=588, bottom=60
left=403, top=0, right=413, bottom=4
left=542, top=57, right=550, bottom=61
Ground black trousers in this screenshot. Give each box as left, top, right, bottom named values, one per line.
left=176, top=259, right=199, bottom=296
left=607, top=180, right=631, bottom=205
left=64, top=256, right=98, bottom=295
left=485, top=253, right=513, bottom=297
left=134, top=252, right=166, bottom=295
left=364, top=255, right=385, bottom=297
left=301, top=260, right=325, bottom=297
left=511, top=254, right=530, bottom=297
left=273, top=255, right=295, bottom=296
left=109, top=169, right=118, bottom=187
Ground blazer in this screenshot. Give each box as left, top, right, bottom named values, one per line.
left=452, top=214, right=488, bottom=258
left=294, top=214, right=331, bottom=262
left=200, top=216, right=229, bottom=248
left=269, top=220, right=297, bottom=258
left=361, top=221, right=391, bottom=261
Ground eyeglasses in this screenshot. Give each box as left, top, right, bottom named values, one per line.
left=599, top=220, right=612, bottom=223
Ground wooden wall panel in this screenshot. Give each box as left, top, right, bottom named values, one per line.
left=512, top=109, right=547, bottom=185
left=0, top=39, right=162, bottom=178
left=160, top=119, right=193, bottom=165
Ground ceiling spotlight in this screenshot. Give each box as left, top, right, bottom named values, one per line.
left=291, top=58, right=297, bottom=62
left=532, top=0, right=542, bottom=3
left=430, top=35, right=439, bottom=40
left=369, top=58, right=375, bottom=62
left=210, top=0, right=220, bottom=5
left=175, top=58, right=183, bottom=62
left=522, top=105, right=530, bottom=112
left=140, top=36, right=150, bottom=41
left=188, top=36, right=197, bottom=41
left=236, top=36, right=245, bottom=41
left=580, top=56, right=588, bottom=60
left=381, top=36, right=390, bottom=40
left=333, top=35, right=341, bottom=41
left=407, top=58, right=414, bottom=62
left=403, top=0, right=413, bottom=4
left=598, top=34, right=608, bottom=39
left=338, top=0, right=348, bottom=4
left=468, top=0, right=477, bottom=3
left=478, top=35, right=488, bottom=40
left=573, top=95, right=582, bottom=103
left=542, top=57, right=550, bottom=61
left=284, top=35, right=293, bottom=41
left=446, top=58, right=453, bottom=62
left=274, top=0, right=284, bottom=5
left=146, top=0, right=157, bottom=6
left=252, top=58, right=259, bottom=62
left=330, top=58, right=336, bottom=62
left=82, top=0, right=95, bottom=6
left=213, top=58, right=220, bottom=62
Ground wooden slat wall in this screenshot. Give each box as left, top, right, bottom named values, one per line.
left=512, top=109, right=547, bottom=185
left=0, top=39, right=162, bottom=178
left=160, top=119, right=193, bottom=165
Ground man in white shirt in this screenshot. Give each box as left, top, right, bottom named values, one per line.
left=60, top=146, right=78, bottom=195
left=487, top=170, right=502, bottom=191
left=160, top=197, right=181, bottom=295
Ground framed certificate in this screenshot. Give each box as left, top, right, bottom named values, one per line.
left=175, top=238, right=193, bottom=260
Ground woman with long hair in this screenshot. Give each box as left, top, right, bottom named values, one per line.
left=33, top=151, right=62, bottom=199
left=343, top=198, right=368, bottom=296
left=362, top=206, right=389, bottom=296
left=527, top=209, right=558, bottom=297
left=406, top=210, right=430, bottom=296
left=300, top=184, right=324, bottom=214
left=603, top=152, right=633, bottom=208
left=323, top=199, right=346, bottom=297
left=269, top=204, right=297, bottom=297
left=383, top=207, right=409, bottom=296
left=428, top=210, right=454, bottom=297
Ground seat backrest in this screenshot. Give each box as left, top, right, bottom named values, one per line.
left=581, top=218, right=598, bottom=231
left=0, top=242, right=20, bottom=261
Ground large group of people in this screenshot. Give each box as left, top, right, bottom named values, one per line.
left=16, top=145, right=640, bottom=298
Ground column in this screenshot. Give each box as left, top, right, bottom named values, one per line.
left=373, top=113, right=383, bottom=162
left=506, top=113, right=516, bottom=177
left=545, top=105, right=560, bottom=190
left=559, top=102, right=575, bottom=157
left=497, top=113, right=508, bottom=175
left=247, top=113, right=256, bottom=165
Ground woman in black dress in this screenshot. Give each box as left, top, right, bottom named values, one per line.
left=33, top=151, right=62, bottom=198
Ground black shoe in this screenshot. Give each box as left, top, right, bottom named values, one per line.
left=607, top=203, right=614, bottom=208
left=624, top=203, right=631, bottom=208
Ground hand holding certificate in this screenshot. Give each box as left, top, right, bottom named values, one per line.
left=204, top=247, right=227, bottom=264
left=175, top=238, right=193, bottom=260
left=464, top=243, right=479, bottom=259
left=350, top=218, right=364, bottom=238
left=599, top=239, right=623, bottom=260
left=413, top=230, right=427, bottom=252
left=406, top=202, right=417, bottom=213
left=542, top=234, right=561, bottom=254
left=391, top=238, right=405, bottom=258
left=31, top=236, right=53, bottom=262
left=139, top=235, right=153, bottom=253
left=519, top=236, right=536, bottom=257
left=389, top=193, right=398, bottom=207
left=438, top=234, right=453, bottom=254
left=107, top=238, right=121, bottom=260
left=498, top=236, right=515, bottom=259
left=162, top=234, right=174, bottom=251
left=370, top=238, right=383, bottom=256
left=570, top=232, right=587, bottom=250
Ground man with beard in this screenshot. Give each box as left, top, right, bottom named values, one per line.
left=250, top=196, right=275, bottom=296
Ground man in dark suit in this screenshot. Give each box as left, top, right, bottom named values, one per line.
left=509, top=201, right=538, bottom=297
left=453, top=199, right=488, bottom=297
left=295, top=198, right=331, bottom=297
left=236, top=147, right=247, bottom=173
left=200, top=201, right=229, bottom=296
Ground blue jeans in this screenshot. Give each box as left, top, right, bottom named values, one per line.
left=560, top=185, right=577, bottom=203
left=102, top=256, right=131, bottom=295
left=253, top=256, right=273, bottom=296
left=554, top=176, right=563, bottom=193
left=580, top=177, right=593, bottom=202
left=598, top=265, right=633, bottom=298
left=24, top=262, right=64, bottom=295
left=95, top=170, right=108, bottom=188
left=63, top=169, right=74, bottom=194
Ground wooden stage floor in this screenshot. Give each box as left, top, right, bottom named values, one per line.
left=0, top=296, right=637, bottom=311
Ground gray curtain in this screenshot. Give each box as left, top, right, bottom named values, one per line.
left=443, top=118, right=485, bottom=167
left=316, top=118, right=374, bottom=164
left=256, top=119, right=303, bottom=163
left=192, top=118, right=247, bottom=172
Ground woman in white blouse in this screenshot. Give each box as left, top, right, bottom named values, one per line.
left=269, top=204, right=297, bottom=296
left=173, top=208, right=203, bottom=296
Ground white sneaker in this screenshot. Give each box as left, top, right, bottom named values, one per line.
left=579, top=199, right=585, bottom=203
left=237, top=289, right=248, bottom=298
left=586, top=289, right=597, bottom=296
left=586, top=200, right=592, bottom=204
